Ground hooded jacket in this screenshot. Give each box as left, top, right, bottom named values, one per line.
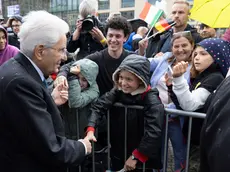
left=87, top=54, right=165, bottom=170
left=0, top=26, right=19, bottom=66
left=65, top=59, right=99, bottom=139
left=68, top=58, right=99, bottom=108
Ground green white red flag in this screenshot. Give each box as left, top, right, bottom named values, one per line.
left=139, top=2, right=163, bottom=27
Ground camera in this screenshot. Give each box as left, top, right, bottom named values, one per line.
left=81, top=15, right=95, bottom=33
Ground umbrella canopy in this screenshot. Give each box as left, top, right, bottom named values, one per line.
left=190, top=0, right=230, bottom=28
left=128, top=19, right=148, bottom=33
left=190, top=0, right=210, bottom=13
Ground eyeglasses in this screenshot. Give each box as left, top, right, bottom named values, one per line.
left=173, top=31, right=192, bottom=38
left=12, top=24, right=21, bottom=28
left=47, top=47, right=67, bottom=55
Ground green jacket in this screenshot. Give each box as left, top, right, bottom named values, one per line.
left=65, top=59, right=99, bottom=139
left=68, top=59, right=99, bottom=108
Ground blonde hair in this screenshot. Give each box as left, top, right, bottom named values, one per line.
left=173, top=0, right=190, bottom=7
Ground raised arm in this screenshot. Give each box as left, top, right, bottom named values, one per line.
left=68, top=81, right=99, bottom=108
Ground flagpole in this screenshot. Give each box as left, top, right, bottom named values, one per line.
left=146, top=31, right=159, bottom=40
left=145, top=24, right=155, bottom=39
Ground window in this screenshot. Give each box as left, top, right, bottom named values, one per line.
left=120, top=11, right=134, bottom=19
left=98, top=13, right=109, bottom=22
left=67, top=0, right=72, bottom=10
left=72, top=0, right=78, bottom=10
left=147, top=0, right=158, bottom=5
left=99, top=0, right=110, bottom=10
left=121, top=0, right=135, bottom=8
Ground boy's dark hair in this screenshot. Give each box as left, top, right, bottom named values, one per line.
left=105, top=16, right=132, bottom=37
left=9, top=15, right=23, bottom=27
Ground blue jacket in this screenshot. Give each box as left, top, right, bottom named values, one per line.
left=150, top=52, right=191, bottom=88
left=149, top=52, right=191, bottom=123
left=123, top=32, right=135, bottom=51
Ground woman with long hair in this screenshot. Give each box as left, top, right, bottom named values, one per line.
left=149, top=31, right=195, bottom=172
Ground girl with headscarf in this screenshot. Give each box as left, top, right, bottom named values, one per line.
left=0, top=26, right=19, bottom=66
left=172, top=38, right=230, bottom=113
left=169, top=38, right=230, bottom=171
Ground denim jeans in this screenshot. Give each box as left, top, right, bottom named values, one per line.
left=161, top=117, right=187, bottom=171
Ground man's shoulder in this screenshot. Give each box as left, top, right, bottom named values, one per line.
left=0, top=59, right=29, bottom=90
left=185, top=24, right=203, bottom=41
left=8, top=33, right=17, bottom=39
left=142, top=88, right=163, bottom=106
left=122, top=49, right=135, bottom=58
left=86, top=49, right=108, bottom=61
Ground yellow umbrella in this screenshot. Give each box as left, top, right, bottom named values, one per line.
left=190, top=0, right=211, bottom=13
left=190, top=0, right=230, bottom=28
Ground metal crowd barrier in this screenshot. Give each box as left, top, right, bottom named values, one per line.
left=164, top=108, right=206, bottom=172
left=60, top=103, right=206, bottom=172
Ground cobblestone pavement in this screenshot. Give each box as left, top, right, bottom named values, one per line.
left=167, top=141, right=175, bottom=172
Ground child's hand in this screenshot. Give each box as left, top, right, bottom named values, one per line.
left=70, top=65, right=81, bottom=75
left=124, top=156, right=137, bottom=171
left=172, top=61, right=188, bottom=78
left=85, top=131, right=97, bottom=142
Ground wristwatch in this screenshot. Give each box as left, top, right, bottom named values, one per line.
left=131, top=154, right=138, bottom=161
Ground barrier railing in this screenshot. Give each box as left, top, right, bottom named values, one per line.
left=164, top=108, right=206, bottom=172
left=60, top=103, right=206, bottom=172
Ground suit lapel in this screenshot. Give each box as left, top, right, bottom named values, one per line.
left=14, top=52, right=44, bottom=86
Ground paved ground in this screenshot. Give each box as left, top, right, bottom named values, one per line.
left=167, top=141, right=175, bottom=172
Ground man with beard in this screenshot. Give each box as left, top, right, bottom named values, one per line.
left=139, top=0, right=203, bottom=57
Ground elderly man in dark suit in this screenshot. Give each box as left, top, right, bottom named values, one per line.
left=0, top=11, right=91, bottom=172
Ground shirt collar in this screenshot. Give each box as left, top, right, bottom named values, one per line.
left=22, top=52, right=45, bottom=81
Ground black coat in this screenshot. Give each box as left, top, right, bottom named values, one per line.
left=8, top=33, right=20, bottom=49
left=0, top=53, right=85, bottom=172
left=168, top=64, right=224, bottom=145
left=146, top=24, right=203, bottom=57
left=200, top=76, right=230, bottom=172
left=87, top=55, right=165, bottom=169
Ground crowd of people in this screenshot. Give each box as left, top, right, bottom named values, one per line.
left=0, top=0, right=230, bottom=172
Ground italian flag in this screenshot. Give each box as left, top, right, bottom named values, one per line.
left=139, top=2, right=163, bottom=27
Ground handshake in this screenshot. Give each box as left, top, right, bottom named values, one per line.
left=79, top=131, right=97, bottom=155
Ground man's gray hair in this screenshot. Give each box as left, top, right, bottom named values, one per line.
left=79, top=0, right=98, bottom=19
left=18, top=11, right=69, bottom=57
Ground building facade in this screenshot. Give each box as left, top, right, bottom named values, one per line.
left=1, top=0, right=194, bottom=33
left=1, top=0, right=50, bottom=17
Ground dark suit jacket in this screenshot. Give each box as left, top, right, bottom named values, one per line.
left=0, top=52, right=85, bottom=172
